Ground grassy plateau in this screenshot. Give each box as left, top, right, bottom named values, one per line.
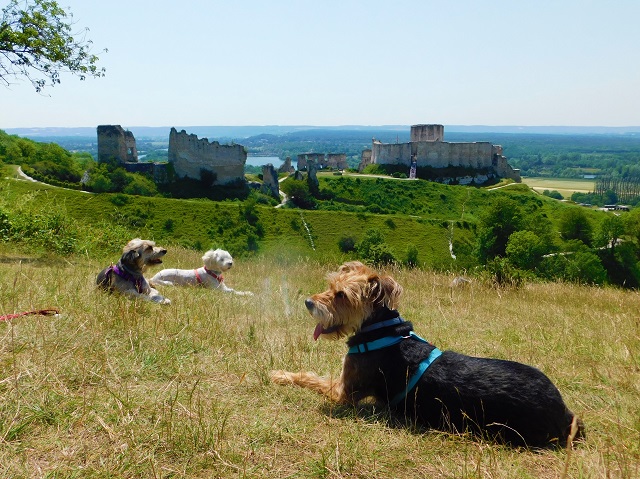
left=0, top=172, right=638, bottom=478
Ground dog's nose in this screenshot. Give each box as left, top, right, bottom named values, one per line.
left=304, top=298, right=314, bottom=311
left=160, top=249, right=167, bottom=254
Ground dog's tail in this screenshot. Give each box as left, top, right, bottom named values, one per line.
left=567, top=414, right=585, bottom=443
left=561, top=415, right=585, bottom=479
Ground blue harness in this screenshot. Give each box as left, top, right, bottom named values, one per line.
left=348, top=318, right=442, bottom=407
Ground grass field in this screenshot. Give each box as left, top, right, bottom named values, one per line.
left=0, top=246, right=638, bottom=478
left=521, top=177, right=595, bottom=199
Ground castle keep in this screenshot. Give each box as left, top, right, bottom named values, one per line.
left=168, top=128, right=247, bottom=185
left=363, top=124, right=521, bottom=183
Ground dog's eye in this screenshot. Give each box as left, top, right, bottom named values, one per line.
left=335, top=291, right=346, bottom=299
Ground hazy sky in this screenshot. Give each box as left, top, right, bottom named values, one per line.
left=2, top=0, right=639, bottom=128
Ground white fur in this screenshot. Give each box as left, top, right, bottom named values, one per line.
left=150, top=249, right=253, bottom=295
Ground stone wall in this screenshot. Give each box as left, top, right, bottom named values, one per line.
left=410, top=124, right=444, bottom=142
left=358, top=149, right=372, bottom=171
left=297, top=153, right=325, bottom=171
left=297, top=152, right=348, bottom=170
left=370, top=124, right=520, bottom=182
left=97, top=125, right=138, bottom=164
left=168, top=127, right=246, bottom=185
left=326, top=153, right=348, bottom=170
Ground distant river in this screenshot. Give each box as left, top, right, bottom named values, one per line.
left=246, top=156, right=297, bottom=168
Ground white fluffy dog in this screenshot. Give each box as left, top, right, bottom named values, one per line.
left=150, top=249, right=253, bottom=295
left=97, top=238, right=171, bottom=304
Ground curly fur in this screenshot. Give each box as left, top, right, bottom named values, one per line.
left=150, top=249, right=252, bottom=295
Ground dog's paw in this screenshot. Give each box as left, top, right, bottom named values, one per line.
left=151, top=295, right=171, bottom=305
left=270, top=370, right=295, bottom=384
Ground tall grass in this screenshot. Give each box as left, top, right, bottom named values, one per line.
left=0, top=246, right=638, bottom=478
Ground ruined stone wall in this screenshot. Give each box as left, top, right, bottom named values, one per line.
left=371, top=141, right=413, bottom=165
left=168, top=127, right=246, bottom=185
left=358, top=149, right=372, bottom=171
left=410, top=124, right=444, bottom=142
left=97, top=125, right=138, bottom=164
left=412, top=141, right=494, bottom=169
left=326, top=153, right=348, bottom=170
left=297, top=153, right=325, bottom=171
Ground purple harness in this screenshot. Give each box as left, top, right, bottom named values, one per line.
left=109, top=264, right=144, bottom=294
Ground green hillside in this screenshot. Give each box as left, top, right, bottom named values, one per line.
left=1, top=164, right=615, bottom=276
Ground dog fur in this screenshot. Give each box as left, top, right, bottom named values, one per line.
left=96, top=238, right=171, bottom=304
left=271, top=261, right=584, bottom=448
left=150, top=249, right=252, bottom=295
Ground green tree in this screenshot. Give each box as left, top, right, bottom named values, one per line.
left=559, top=208, right=593, bottom=246
left=356, top=229, right=397, bottom=266
left=505, top=230, right=545, bottom=270
left=475, top=197, right=523, bottom=263
left=0, top=0, right=106, bottom=91
left=595, top=214, right=625, bottom=252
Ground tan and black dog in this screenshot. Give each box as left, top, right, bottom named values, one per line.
left=96, top=238, right=170, bottom=304
left=272, top=261, right=584, bottom=448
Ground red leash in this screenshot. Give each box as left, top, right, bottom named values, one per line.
left=0, top=308, right=60, bottom=321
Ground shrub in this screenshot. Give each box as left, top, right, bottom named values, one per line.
left=338, top=236, right=356, bottom=253
left=405, top=244, right=419, bottom=267
left=356, top=229, right=397, bottom=266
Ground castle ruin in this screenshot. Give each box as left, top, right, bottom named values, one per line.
left=361, top=124, right=520, bottom=183
left=168, top=128, right=247, bottom=185
left=297, top=152, right=348, bottom=171
left=97, top=125, right=138, bottom=163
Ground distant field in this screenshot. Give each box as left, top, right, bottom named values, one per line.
left=521, top=177, right=595, bottom=198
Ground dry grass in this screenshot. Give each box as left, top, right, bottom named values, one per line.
left=0, top=246, right=638, bottom=478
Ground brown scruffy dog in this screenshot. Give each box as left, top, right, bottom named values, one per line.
left=96, top=238, right=171, bottom=304
left=271, top=261, right=584, bottom=448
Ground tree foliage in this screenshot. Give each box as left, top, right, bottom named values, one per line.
left=559, top=208, right=593, bottom=246
left=0, top=0, right=105, bottom=91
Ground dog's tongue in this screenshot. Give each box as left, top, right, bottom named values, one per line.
left=313, top=323, right=324, bottom=341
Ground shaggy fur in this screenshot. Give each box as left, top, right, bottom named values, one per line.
left=150, top=249, right=252, bottom=295
left=96, top=238, right=171, bottom=304
left=271, top=261, right=584, bottom=448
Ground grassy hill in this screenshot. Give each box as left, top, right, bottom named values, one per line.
left=0, top=166, right=608, bottom=273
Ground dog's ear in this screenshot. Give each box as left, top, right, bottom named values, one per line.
left=121, top=249, right=140, bottom=267
left=367, top=273, right=402, bottom=310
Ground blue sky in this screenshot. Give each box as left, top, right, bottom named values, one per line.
left=1, top=0, right=639, bottom=128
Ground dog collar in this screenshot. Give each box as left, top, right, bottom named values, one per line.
left=349, top=330, right=429, bottom=354
left=204, top=267, right=223, bottom=282
left=111, top=264, right=144, bottom=294
left=359, top=317, right=405, bottom=333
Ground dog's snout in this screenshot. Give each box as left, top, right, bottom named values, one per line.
left=305, top=298, right=314, bottom=311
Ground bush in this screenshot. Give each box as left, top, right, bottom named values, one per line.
left=338, top=236, right=356, bottom=253
left=542, top=189, right=564, bottom=200
left=483, top=257, right=528, bottom=288
left=356, top=229, right=397, bottom=266
left=405, top=245, right=419, bottom=267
